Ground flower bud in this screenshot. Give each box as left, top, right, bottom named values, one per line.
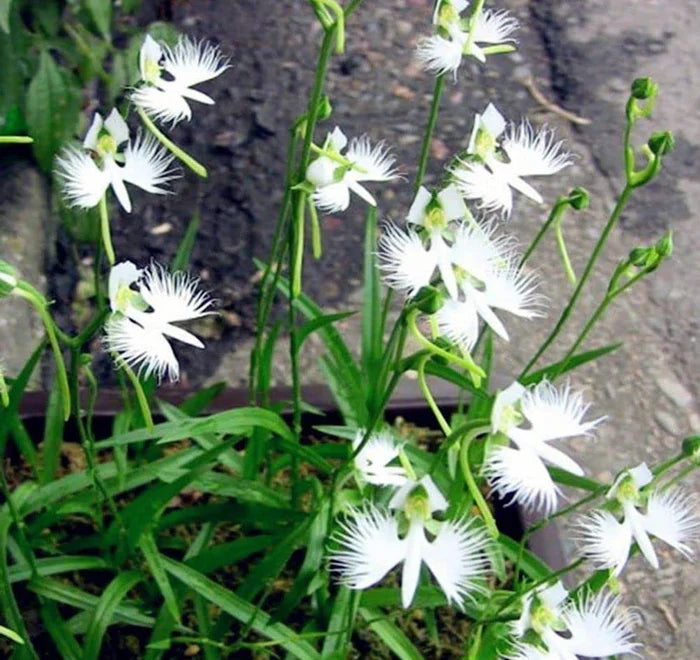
left=682, top=435, right=700, bottom=463
left=567, top=187, right=590, bottom=210
left=647, top=131, right=674, bottom=157
left=628, top=247, right=650, bottom=267
left=317, top=95, right=333, bottom=121
left=411, top=285, right=444, bottom=315
left=631, top=77, right=657, bottom=100
left=655, top=231, right=673, bottom=258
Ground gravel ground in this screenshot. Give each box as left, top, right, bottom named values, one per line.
left=1, top=0, right=698, bottom=656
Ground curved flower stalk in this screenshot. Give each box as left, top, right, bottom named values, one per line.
left=132, top=34, right=230, bottom=125
left=505, top=582, right=640, bottom=659
left=483, top=380, right=604, bottom=514
left=450, top=103, right=572, bottom=216
left=417, top=1, right=518, bottom=76
left=574, top=462, right=699, bottom=576
left=330, top=476, right=491, bottom=608
left=378, top=218, right=544, bottom=352
left=305, top=126, right=400, bottom=213
left=352, top=428, right=409, bottom=487
left=55, top=109, right=177, bottom=213
left=104, top=261, right=213, bottom=382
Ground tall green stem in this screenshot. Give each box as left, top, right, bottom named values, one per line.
left=519, top=196, right=570, bottom=269
left=413, top=75, right=445, bottom=194
left=136, top=106, right=207, bottom=178
left=417, top=356, right=451, bottom=437
left=459, top=425, right=499, bottom=538
left=520, top=185, right=633, bottom=378
left=0, top=136, right=32, bottom=144
left=99, top=195, right=115, bottom=266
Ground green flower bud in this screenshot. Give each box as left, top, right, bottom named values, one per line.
left=0, top=260, right=18, bottom=297
left=647, top=131, right=675, bottom=157
left=631, top=77, right=658, bottom=100
left=317, top=95, right=333, bottom=121
left=411, top=285, right=444, bottom=315
left=682, top=435, right=700, bottom=463
left=567, top=187, right=590, bottom=210
left=628, top=247, right=650, bottom=267
left=655, top=231, right=673, bottom=258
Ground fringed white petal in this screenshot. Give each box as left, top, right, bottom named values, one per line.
left=121, top=133, right=179, bottom=194
left=473, top=9, right=519, bottom=44
left=574, top=510, right=632, bottom=577
left=55, top=147, right=110, bottom=209
left=131, top=85, right=193, bottom=125
left=108, top=261, right=142, bottom=311
left=491, top=381, right=526, bottom=434
left=643, top=489, right=699, bottom=560
left=162, top=36, right=230, bottom=89
left=451, top=219, right=518, bottom=282
left=377, top=224, right=437, bottom=297
left=502, top=642, right=549, bottom=660
left=450, top=159, right=514, bottom=216
left=311, top=181, right=351, bottom=213
left=484, top=446, right=560, bottom=515
left=436, top=297, right=480, bottom=352
left=138, top=262, right=213, bottom=323
left=482, top=262, right=546, bottom=319
left=563, top=589, right=640, bottom=657
left=502, top=122, right=572, bottom=177
left=352, top=429, right=408, bottom=487
left=416, top=34, right=464, bottom=76
left=105, top=316, right=180, bottom=382
left=421, top=517, right=491, bottom=607
left=519, top=380, right=604, bottom=442
left=330, top=507, right=406, bottom=590
left=346, top=136, right=400, bottom=182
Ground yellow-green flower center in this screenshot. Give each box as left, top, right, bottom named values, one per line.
left=143, top=58, right=161, bottom=84
left=473, top=126, right=497, bottom=160
left=425, top=206, right=447, bottom=231
left=454, top=264, right=485, bottom=291
left=97, top=134, right=117, bottom=157
left=530, top=602, right=558, bottom=635
left=615, top=476, right=639, bottom=504
left=404, top=485, right=431, bottom=522
left=439, top=4, right=458, bottom=26
left=498, top=404, right=523, bottom=433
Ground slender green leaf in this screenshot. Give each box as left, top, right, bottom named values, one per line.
left=498, top=535, right=550, bottom=581
left=11, top=417, right=37, bottom=476
left=40, top=601, right=81, bottom=660
left=179, top=381, right=226, bottom=416
left=171, top=210, right=200, bottom=271
left=0, top=0, right=11, bottom=33
left=82, top=571, right=143, bottom=660
left=321, top=587, right=359, bottom=658
left=361, top=207, right=382, bottom=383
left=522, top=343, right=622, bottom=385
left=0, top=624, right=23, bottom=645
left=358, top=607, right=422, bottom=660
left=161, top=557, right=321, bottom=659
left=40, top=381, right=65, bottom=484
left=297, top=311, right=355, bottom=352
left=186, top=536, right=275, bottom=575
left=549, top=467, right=602, bottom=492
left=96, top=407, right=294, bottom=449
left=8, top=555, right=109, bottom=583
left=139, top=533, right=180, bottom=623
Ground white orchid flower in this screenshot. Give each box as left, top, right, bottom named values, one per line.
left=105, top=261, right=213, bottom=382
left=306, top=126, right=400, bottom=213
left=352, top=429, right=409, bottom=487
left=131, top=34, right=230, bottom=125
left=406, top=184, right=468, bottom=299
left=575, top=462, right=699, bottom=576
left=506, top=582, right=640, bottom=659
left=330, top=475, right=491, bottom=608
left=418, top=4, right=518, bottom=76
left=450, top=103, right=572, bottom=216
left=55, top=109, right=177, bottom=213
left=483, top=380, right=604, bottom=514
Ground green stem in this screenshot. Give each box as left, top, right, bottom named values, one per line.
left=407, top=310, right=485, bottom=385
left=0, top=136, right=32, bottom=144
left=291, top=193, right=306, bottom=297
left=413, top=75, right=445, bottom=194
left=520, top=185, right=633, bottom=378
left=99, top=195, right=115, bottom=266
left=136, top=105, right=207, bottom=178
left=116, top=356, right=154, bottom=432
left=308, top=195, right=322, bottom=259
left=69, top=309, right=109, bottom=349
left=459, top=425, right=499, bottom=537
left=519, top=196, right=569, bottom=269
left=0, top=365, right=8, bottom=408
left=554, top=215, right=576, bottom=284
left=464, top=0, right=486, bottom=54
left=417, top=355, right=451, bottom=437
left=660, top=463, right=698, bottom=491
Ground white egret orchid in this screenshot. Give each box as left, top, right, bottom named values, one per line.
left=305, top=126, right=400, bottom=213
left=352, top=429, right=409, bottom=487
left=55, top=109, right=177, bottom=213
left=330, top=475, right=491, bottom=608
left=575, top=462, right=699, bottom=576
left=417, top=1, right=518, bottom=75
left=506, top=582, right=640, bottom=659
left=406, top=184, right=468, bottom=299
left=105, top=261, right=213, bottom=382
left=450, top=103, right=572, bottom=216
left=483, top=381, right=604, bottom=514
left=132, top=34, right=230, bottom=125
